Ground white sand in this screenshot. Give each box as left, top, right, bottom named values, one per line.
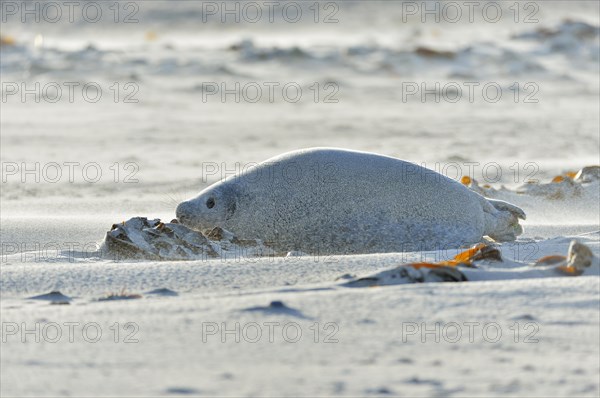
left=1, top=1, right=599, bottom=396
left=1, top=225, right=599, bottom=397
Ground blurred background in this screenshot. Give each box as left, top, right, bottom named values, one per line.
left=1, top=0, right=599, bottom=247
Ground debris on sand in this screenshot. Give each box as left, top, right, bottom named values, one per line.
left=241, top=300, right=310, bottom=319
left=97, top=288, right=142, bottom=302
left=462, top=165, right=599, bottom=200
left=102, top=217, right=278, bottom=261
left=342, top=240, right=597, bottom=287
left=27, top=291, right=72, bottom=304
left=146, top=288, right=179, bottom=297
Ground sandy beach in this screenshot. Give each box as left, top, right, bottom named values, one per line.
left=1, top=1, right=599, bottom=397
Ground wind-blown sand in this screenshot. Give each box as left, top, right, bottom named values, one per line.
left=1, top=234, right=599, bottom=397
left=1, top=1, right=599, bottom=396
left=2, top=213, right=599, bottom=396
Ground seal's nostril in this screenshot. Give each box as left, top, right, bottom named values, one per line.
left=175, top=203, right=187, bottom=222
left=176, top=201, right=196, bottom=225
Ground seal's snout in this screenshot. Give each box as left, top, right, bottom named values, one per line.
left=175, top=201, right=193, bottom=224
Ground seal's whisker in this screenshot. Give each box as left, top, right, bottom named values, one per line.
left=159, top=189, right=193, bottom=210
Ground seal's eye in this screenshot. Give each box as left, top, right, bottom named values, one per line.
left=206, top=198, right=216, bottom=209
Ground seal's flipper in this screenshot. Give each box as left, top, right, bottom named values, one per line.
left=479, top=196, right=526, bottom=242
left=487, top=199, right=526, bottom=220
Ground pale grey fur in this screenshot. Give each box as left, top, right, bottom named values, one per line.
left=176, top=148, right=525, bottom=255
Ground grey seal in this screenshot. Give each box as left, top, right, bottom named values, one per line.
left=176, top=148, right=525, bottom=255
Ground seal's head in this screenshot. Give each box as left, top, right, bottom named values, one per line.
left=176, top=185, right=238, bottom=232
